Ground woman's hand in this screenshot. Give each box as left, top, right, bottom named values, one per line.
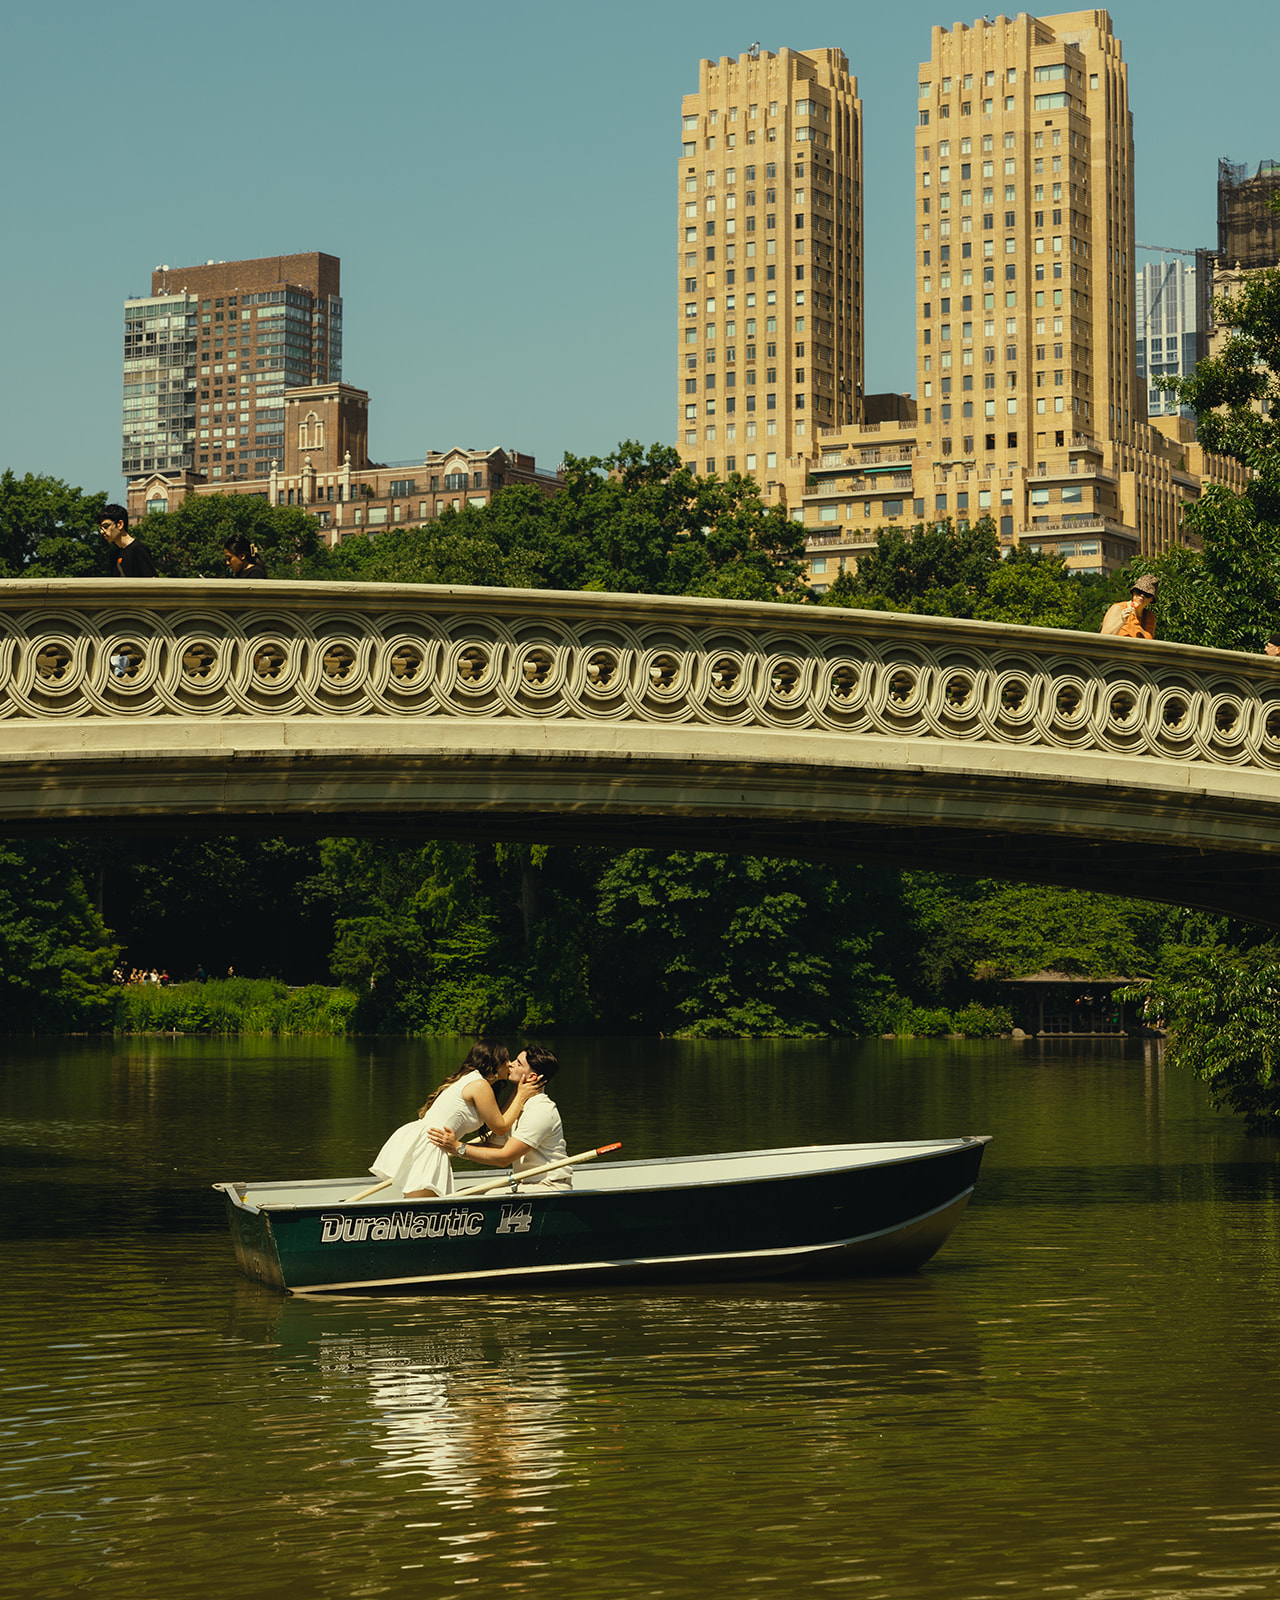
left=425, top=1126, right=458, bottom=1153
left=515, top=1074, right=544, bottom=1107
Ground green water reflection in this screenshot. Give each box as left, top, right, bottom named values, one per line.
left=3, top=1036, right=1280, bottom=1598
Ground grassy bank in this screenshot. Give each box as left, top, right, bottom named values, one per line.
left=115, top=977, right=359, bottom=1036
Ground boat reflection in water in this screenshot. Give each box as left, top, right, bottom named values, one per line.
left=316, top=1327, right=572, bottom=1545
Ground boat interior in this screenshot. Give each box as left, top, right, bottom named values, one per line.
left=219, top=1139, right=989, bottom=1211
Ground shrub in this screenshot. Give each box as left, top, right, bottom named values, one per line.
left=903, top=1006, right=954, bottom=1037
left=952, top=1003, right=1014, bottom=1037
left=116, top=978, right=358, bottom=1036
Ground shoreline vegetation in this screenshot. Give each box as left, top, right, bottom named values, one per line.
left=114, top=978, right=358, bottom=1037
left=104, top=982, right=1014, bottom=1040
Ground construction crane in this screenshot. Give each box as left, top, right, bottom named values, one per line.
left=1136, top=242, right=1198, bottom=256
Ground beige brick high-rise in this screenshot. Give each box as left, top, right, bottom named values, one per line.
left=792, top=11, right=1246, bottom=594
left=677, top=47, right=862, bottom=487
left=914, top=10, right=1133, bottom=468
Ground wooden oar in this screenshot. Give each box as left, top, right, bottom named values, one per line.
left=344, top=1178, right=393, bottom=1203
left=343, top=1141, right=621, bottom=1204
left=463, top=1142, right=621, bottom=1196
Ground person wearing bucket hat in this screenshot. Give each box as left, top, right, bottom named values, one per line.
left=1101, top=573, right=1158, bottom=640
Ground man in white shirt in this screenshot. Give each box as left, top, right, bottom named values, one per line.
left=427, top=1046, right=570, bottom=1189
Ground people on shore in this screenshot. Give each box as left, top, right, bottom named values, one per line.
left=223, top=536, right=269, bottom=579
left=428, top=1046, right=570, bottom=1190
left=1100, top=574, right=1157, bottom=639
left=100, top=505, right=159, bottom=578
left=369, top=1042, right=542, bottom=1200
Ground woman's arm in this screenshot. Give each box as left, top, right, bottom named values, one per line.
left=463, top=1074, right=541, bottom=1137
left=1099, top=602, right=1127, bottom=636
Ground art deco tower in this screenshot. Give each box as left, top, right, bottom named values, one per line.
left=913, top=10, right=1135, bottom=471
left=677, top=46, right=863, bottom=486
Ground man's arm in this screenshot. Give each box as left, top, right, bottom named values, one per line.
left=427, top=1127, right=532, bottom=1167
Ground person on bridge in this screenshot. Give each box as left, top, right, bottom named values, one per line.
left=223, top=537, right=269, bottom=579
left=1263, top=634, right=1280, bottom=658
left=369, top=1041, right=541, bottom=1199
left=100, top=505, right=158, bottom=578
left=1100, top=574, right=1157, bottom=640
left=427, top=1046, right=571, bottom=1191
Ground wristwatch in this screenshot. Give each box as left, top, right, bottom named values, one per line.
left=455, top=1142, right=467, bottom=1159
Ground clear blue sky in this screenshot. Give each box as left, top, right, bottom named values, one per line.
left=1, top=0, right=1274, bottom=497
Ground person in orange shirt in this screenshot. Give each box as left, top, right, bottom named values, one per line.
left=1101, top=574, right=1158, bottom=639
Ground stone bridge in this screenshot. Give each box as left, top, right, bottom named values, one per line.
left=4, top=578, right=1280, bottom=924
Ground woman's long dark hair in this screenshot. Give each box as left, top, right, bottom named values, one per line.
left=417, top=1040, right=509, bottom=1118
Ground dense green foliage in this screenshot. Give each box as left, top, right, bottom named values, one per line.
left=0, top=471, right=109, bottom=577
left=1129, top=945, right=1280, bottom=1134
left=1147, top=261, right=1280, bottom=650
left=818, top=515, right=1101, bottom=628
left=116, top=977, right=358, bottom=1036
left=131, top=494, right=324, bottom=578
left=0, top=841, right=117, bottom=1030
left=305, top=442, right=809, bottom=600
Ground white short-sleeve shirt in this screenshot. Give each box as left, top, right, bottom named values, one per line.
left=511, top=1094, right=569, bottom=1186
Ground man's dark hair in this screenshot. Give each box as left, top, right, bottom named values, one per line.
left=1267, top=634, right=1280, bottom=648
left=524, top=1044, right=559, bottom=1083
left=100, top=503, right=129, bottom=528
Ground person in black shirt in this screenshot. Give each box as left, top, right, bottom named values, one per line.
left=223, top=536, right=269, bottom=579
left=100, top=504, right=159, bottom=577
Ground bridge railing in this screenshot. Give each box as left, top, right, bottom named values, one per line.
left=3, top=579, right=1280, bottom=774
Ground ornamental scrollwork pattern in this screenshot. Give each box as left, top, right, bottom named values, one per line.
left=3, top=600, right=1280, bottom=771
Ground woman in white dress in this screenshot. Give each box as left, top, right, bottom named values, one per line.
left=370, top=1042, right=540, bottom=1199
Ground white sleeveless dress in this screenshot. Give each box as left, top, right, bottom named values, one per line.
left=371, top=1072, right=485, bottom=1197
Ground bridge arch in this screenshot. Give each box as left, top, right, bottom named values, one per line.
left=4, top=579, right=1280, bottom=925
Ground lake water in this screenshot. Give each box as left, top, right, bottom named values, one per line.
left=3, top=1035, right=1279, bottom=1599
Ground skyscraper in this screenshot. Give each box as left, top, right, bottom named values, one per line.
left=791, top=11, right=1248, bottom=592
left=914, top=9, right=1134, bottom=469
left=677, top=47, right=862, bottom=485
left=1135, top=257, right=1204, bottom=419
left=121, top=252, right=341, bottom=486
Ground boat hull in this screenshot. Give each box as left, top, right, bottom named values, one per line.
left=216, top=1139, right=990, bottom=1294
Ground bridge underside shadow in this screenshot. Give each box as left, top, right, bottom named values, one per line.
left=5, top=742, right=1280, bottom=928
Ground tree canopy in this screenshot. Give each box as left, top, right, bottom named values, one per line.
left=132, top=494, right=324, bottom=578
left=818, top=516, right=1088, bottom=628
left=1130, top=944, right=1280, bottom=1134
left=308, top=442, right=809, bottom=600
left=0, top=471, right=109, bottom=577
left=0, top=841, right=117, bottom=1030
left=1147, top=258, right=1280, bottom=651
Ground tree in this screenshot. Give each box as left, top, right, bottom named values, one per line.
left=133, top=494, right=323, bottom=578
left=304, top=501, right=536, bottom=589
left=0, top=840, right=118, bottom=1030
left=305, top=444, right=809, bottom=602
left=972, top=555, right=1084, bottom=628
left=962, top=883, right=1151, bottom=980
left=595, top=851, right=898, bottom=1036
left=1149, top=257, right=1280, bottom=650
left=78, top=835, right=332, bottom=983
left=820, top=516, right=1085, bottom=627
left=0, top=471, right=109, bottom=577
left=1130, top=945, right=1280, bottom=1133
